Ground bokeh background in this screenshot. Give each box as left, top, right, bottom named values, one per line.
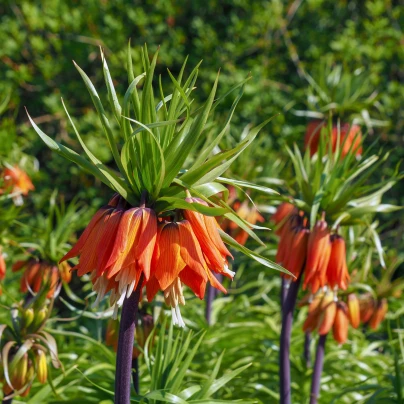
left=0, top=1, right=403, bottom=403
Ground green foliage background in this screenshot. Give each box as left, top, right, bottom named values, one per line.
left=0, top=1, right=403, bottom=403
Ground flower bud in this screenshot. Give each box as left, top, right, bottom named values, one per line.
left=59, top=261, right=72, bottom=283
left=13, top=353, right=28, bottom=390
left=359, top=296, right=375, bottom=323
left=333, top=302, right=349, bottom=344
left=318, top=297, right=337, bottom=336
left=31, top=307, right=48, bottom=331
left=134, top=313, right=154, bottom=358
left=347, top=294, right=360, bottom=329
left=105, top=318, right=119, bottom=353
left=22, top=308, right=35, bottom=329
left=36, top=350, right=48, bottom=384
left=304, top=218, right=331, bottom=293
left=326, top=235, right=350, bottom=290
left=369, top=299, right=388, bottom=330
left=302, top=292, right=324, bottom=332
left=271, top=203, right=295, bottom=235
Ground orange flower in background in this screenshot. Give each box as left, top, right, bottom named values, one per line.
left=304, top=121, right=362, bottom=158
left=359, top=295, right=376, bottom=324
left=302, top=292, right=324, bottom=333
left=303, top=217, right=331, bottom=293
left=1, top=165, right=34, bottom=205
left=333, top=302, right=349, bottom=344
left=318, top=292, right=337, bottom=335
left=106, top=317, right=119, bottom=353
left=277, top=215, right=309, bottom=280
left=326, top=235, right=350, bottom=290
left=347, top=294, right=360, bottom=329
left=271, top=202, right=295, bottom=235
left=0, top=247, right=6, bottom=295
left=229, top=200, right=264, bottom=246
left=13, top=258, right=64, bottom=298
left=0, top=247, right=5, bottom=280
left=369, top=298, right=388, bottom=330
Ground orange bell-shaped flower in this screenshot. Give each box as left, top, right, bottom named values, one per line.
left=302, top=292, right=324, bottom=333
left=369, top=298, right=388, bottom=330
left=347, top=293, right=360, bottom=328
left=333, top=302, right=349, bottom=344
left=318, top=292, right=337, bottom=335
left=271, top=202, right=296, bottom=235
left=184, top=197, right=233, bottom=278
left=303, top=217, right=331, bottom=293
left=326, top=235, right=350, bottom=290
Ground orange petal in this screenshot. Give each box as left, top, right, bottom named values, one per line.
left=104, top=208, right=142, bottom=276
left=135, top=208, right=158, bottom=280
left=155, top=223, right=186, bottom=290
left=96, top=209, right=125, bottom=276
left=333, top=302, right=349, bottom=344
left=12, top=260, right=27, bottom=272
left=318, top=301, right=337, bottom=335
left=347, top=294, right=360, bottom=328
left=179, top=265, right=207, bottom=299
left=60, top=207, right=111, bottom=263
left=146, top=274, right=160, bottom=302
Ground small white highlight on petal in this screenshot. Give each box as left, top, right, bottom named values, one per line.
left=223, top=264, right=235, bottom=279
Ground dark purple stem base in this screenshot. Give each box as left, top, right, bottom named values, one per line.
left=309, top=334, right=327, bottom=404
left=205, top=273, right=223, bottom=325
left=115, top=277, right=143, bottom=404
left=132, top=357, right=139, bottom=394
left=279, top=275, right=302, bottom=404
left=304, top=332, right=311, bottom=368
left=205, top=283, right=215, bottom=326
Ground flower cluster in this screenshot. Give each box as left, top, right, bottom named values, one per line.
left=273, top=205, right=349, bottom=293
left=0, top=302, right=59, bottom=399
left=12, top=258, right=71, bottom=298
left=61, top=194, right=234, bottom=326
left=302, top=291, right=356, bottom=344
left=359, top=295, right=388, bottom=330
left=272, top=202, right=390, bottom=344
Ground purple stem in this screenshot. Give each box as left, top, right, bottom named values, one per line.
left=2, top=397, right=12, bottom=404
left=205, top=283, right=215, bottom=326
left=131, top=357, right=139, bottom=394
left=304, top=332, right=311, bottom=368
left=309, top=334, right=327, bottom=404
left=115, top=278, right=143, bottom=404
left=279, top=275, right=302, bottom=404
left=281, top=278, right=287, bottom=310
left=214, top=273, right=223, bottom=298
left=205, top=273, right=224, bottom=325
